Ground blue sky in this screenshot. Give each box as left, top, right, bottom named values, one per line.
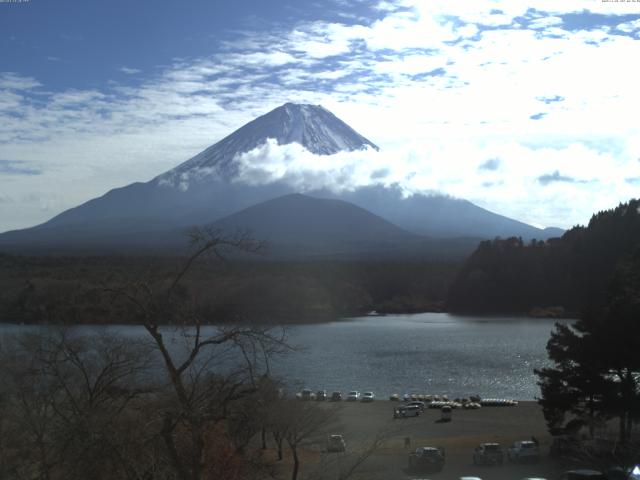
left=1, top=0, right=640, bottom=231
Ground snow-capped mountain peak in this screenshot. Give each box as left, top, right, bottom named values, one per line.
left=155, top=103, right=378, bottom=187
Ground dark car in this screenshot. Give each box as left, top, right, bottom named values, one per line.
left=330, top=391, right=342, bottom=401
left=408, top=446, right=445, bottom=473
left=405, top=401, right=426, bottom=411
left=316, top=390, right=327, bottom=401
left=472, top=443, right=504, bottom=466
left=560, top=470, right=606, bottom=480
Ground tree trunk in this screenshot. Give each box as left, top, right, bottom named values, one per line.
left=619, top=412, right=627, bottom=443
left=261, top=428, right=267, bottom=450
left=191, top=422, right=204, bottom=480
left=291, top=446, right=299, bottom=480
left=162, top=414, right=189, bottom=480
left=588, top=394, right=595, bottom=438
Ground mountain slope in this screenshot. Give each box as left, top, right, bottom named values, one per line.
left=315, top=185, right=561, bottom=240
left=212, top=193, right=415, bottom=246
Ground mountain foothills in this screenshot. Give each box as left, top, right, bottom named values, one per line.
left=2, top=197, right=636, bottom=324
left=0, top=103, right=561, bottom=258
left=447, top=199, right=640, bottom=317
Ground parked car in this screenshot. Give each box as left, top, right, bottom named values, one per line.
left=405, top=400, right=425, bottom=411
left=330, top=391, right=342, bottom=401
left=361, top=392, right=375, bottom=402
left=346, top=391, right=360, bottom=401
left=393, top=404, right=421, bottom=418
left=389, top=393, right=400, bottom=401
left=299, top=389, right=315, bottom=401
left=441, top=405, right=452, bottom=422
left=408, top=446, right=445, bottom=472
left=507, top=440, right=540, bottom=463
left=559, top=470, right=606, bottom=480
left=316, top=390, right=327, bottom=401
left=327, top=434, right=346, bottom=453
left=472, top=443, right=504, bottom=466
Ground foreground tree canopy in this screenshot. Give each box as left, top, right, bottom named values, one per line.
left=536, top=246, right=640, bottom=453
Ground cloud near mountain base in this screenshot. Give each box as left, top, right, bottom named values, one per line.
left=229, top=138, right=640, bottom=230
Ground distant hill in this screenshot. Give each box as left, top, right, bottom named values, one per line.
left=446, top=199, right=640, bottom=315
left=212, top=193, right=414, bottom=246
left=208, top=193, right=484, bottom=260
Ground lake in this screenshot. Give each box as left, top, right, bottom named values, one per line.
left=275, top=313, right=566, bottom=400
left=0, top=313, right=566, bottom=400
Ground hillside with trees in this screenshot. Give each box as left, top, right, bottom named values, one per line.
left=446, top=199, right=640, bottom=316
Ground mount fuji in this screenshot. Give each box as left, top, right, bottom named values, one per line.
left=0, top=103, right=562, bottom=256
left=157, top=102, right=378, bottom=186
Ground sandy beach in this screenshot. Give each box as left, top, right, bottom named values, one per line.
left=279, top=400, right=581, bottom=480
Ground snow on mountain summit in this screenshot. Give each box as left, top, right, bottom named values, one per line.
left=155, top=103, right=378, bottom=188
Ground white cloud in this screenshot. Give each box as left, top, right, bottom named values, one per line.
left=120, top=66, right=141, bottom=75
left=616, top=18, right=640, bottom=34
left=0, top=72, right=41, bottom=90
left=229, top=50, right=299, bottom=66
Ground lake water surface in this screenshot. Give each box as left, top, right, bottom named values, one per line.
left=0, top=313, right=566, bottom=400
left=275, top=313, right=566, bottom=400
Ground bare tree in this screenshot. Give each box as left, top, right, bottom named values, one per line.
left=0, top=228, right=293, bottom=480
left=0, top=330, right=156, bottom=480
left=271, top=399, right=336, bottom=480
left=105, top=227, right=290, bottom=480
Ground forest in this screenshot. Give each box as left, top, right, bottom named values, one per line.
left=447, top=199, right=640, bottom=316
left=0, top=250, right=459, bottom=325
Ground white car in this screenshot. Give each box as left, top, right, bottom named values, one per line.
left=298, top=389, right=316, bottom=401
left=361, top=392, right=375, bottom=402
left=327, top=434, right=346, bottom=453
left=508, top=440, right=540, bottom=463
left=346, top=391, right=360, bottom=401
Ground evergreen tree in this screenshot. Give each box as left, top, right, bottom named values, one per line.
left=536, top=247, right=640, bottom=443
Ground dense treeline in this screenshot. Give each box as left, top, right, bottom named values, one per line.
left=447, top=199, right=640, bottom=315
left=0, top=253, right=460, bottom=324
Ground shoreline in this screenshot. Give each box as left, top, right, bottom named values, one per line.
left=0, top=309, right=579, bottom=327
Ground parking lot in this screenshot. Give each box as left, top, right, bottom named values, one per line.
left=297, top=399, right=577, bottom=480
